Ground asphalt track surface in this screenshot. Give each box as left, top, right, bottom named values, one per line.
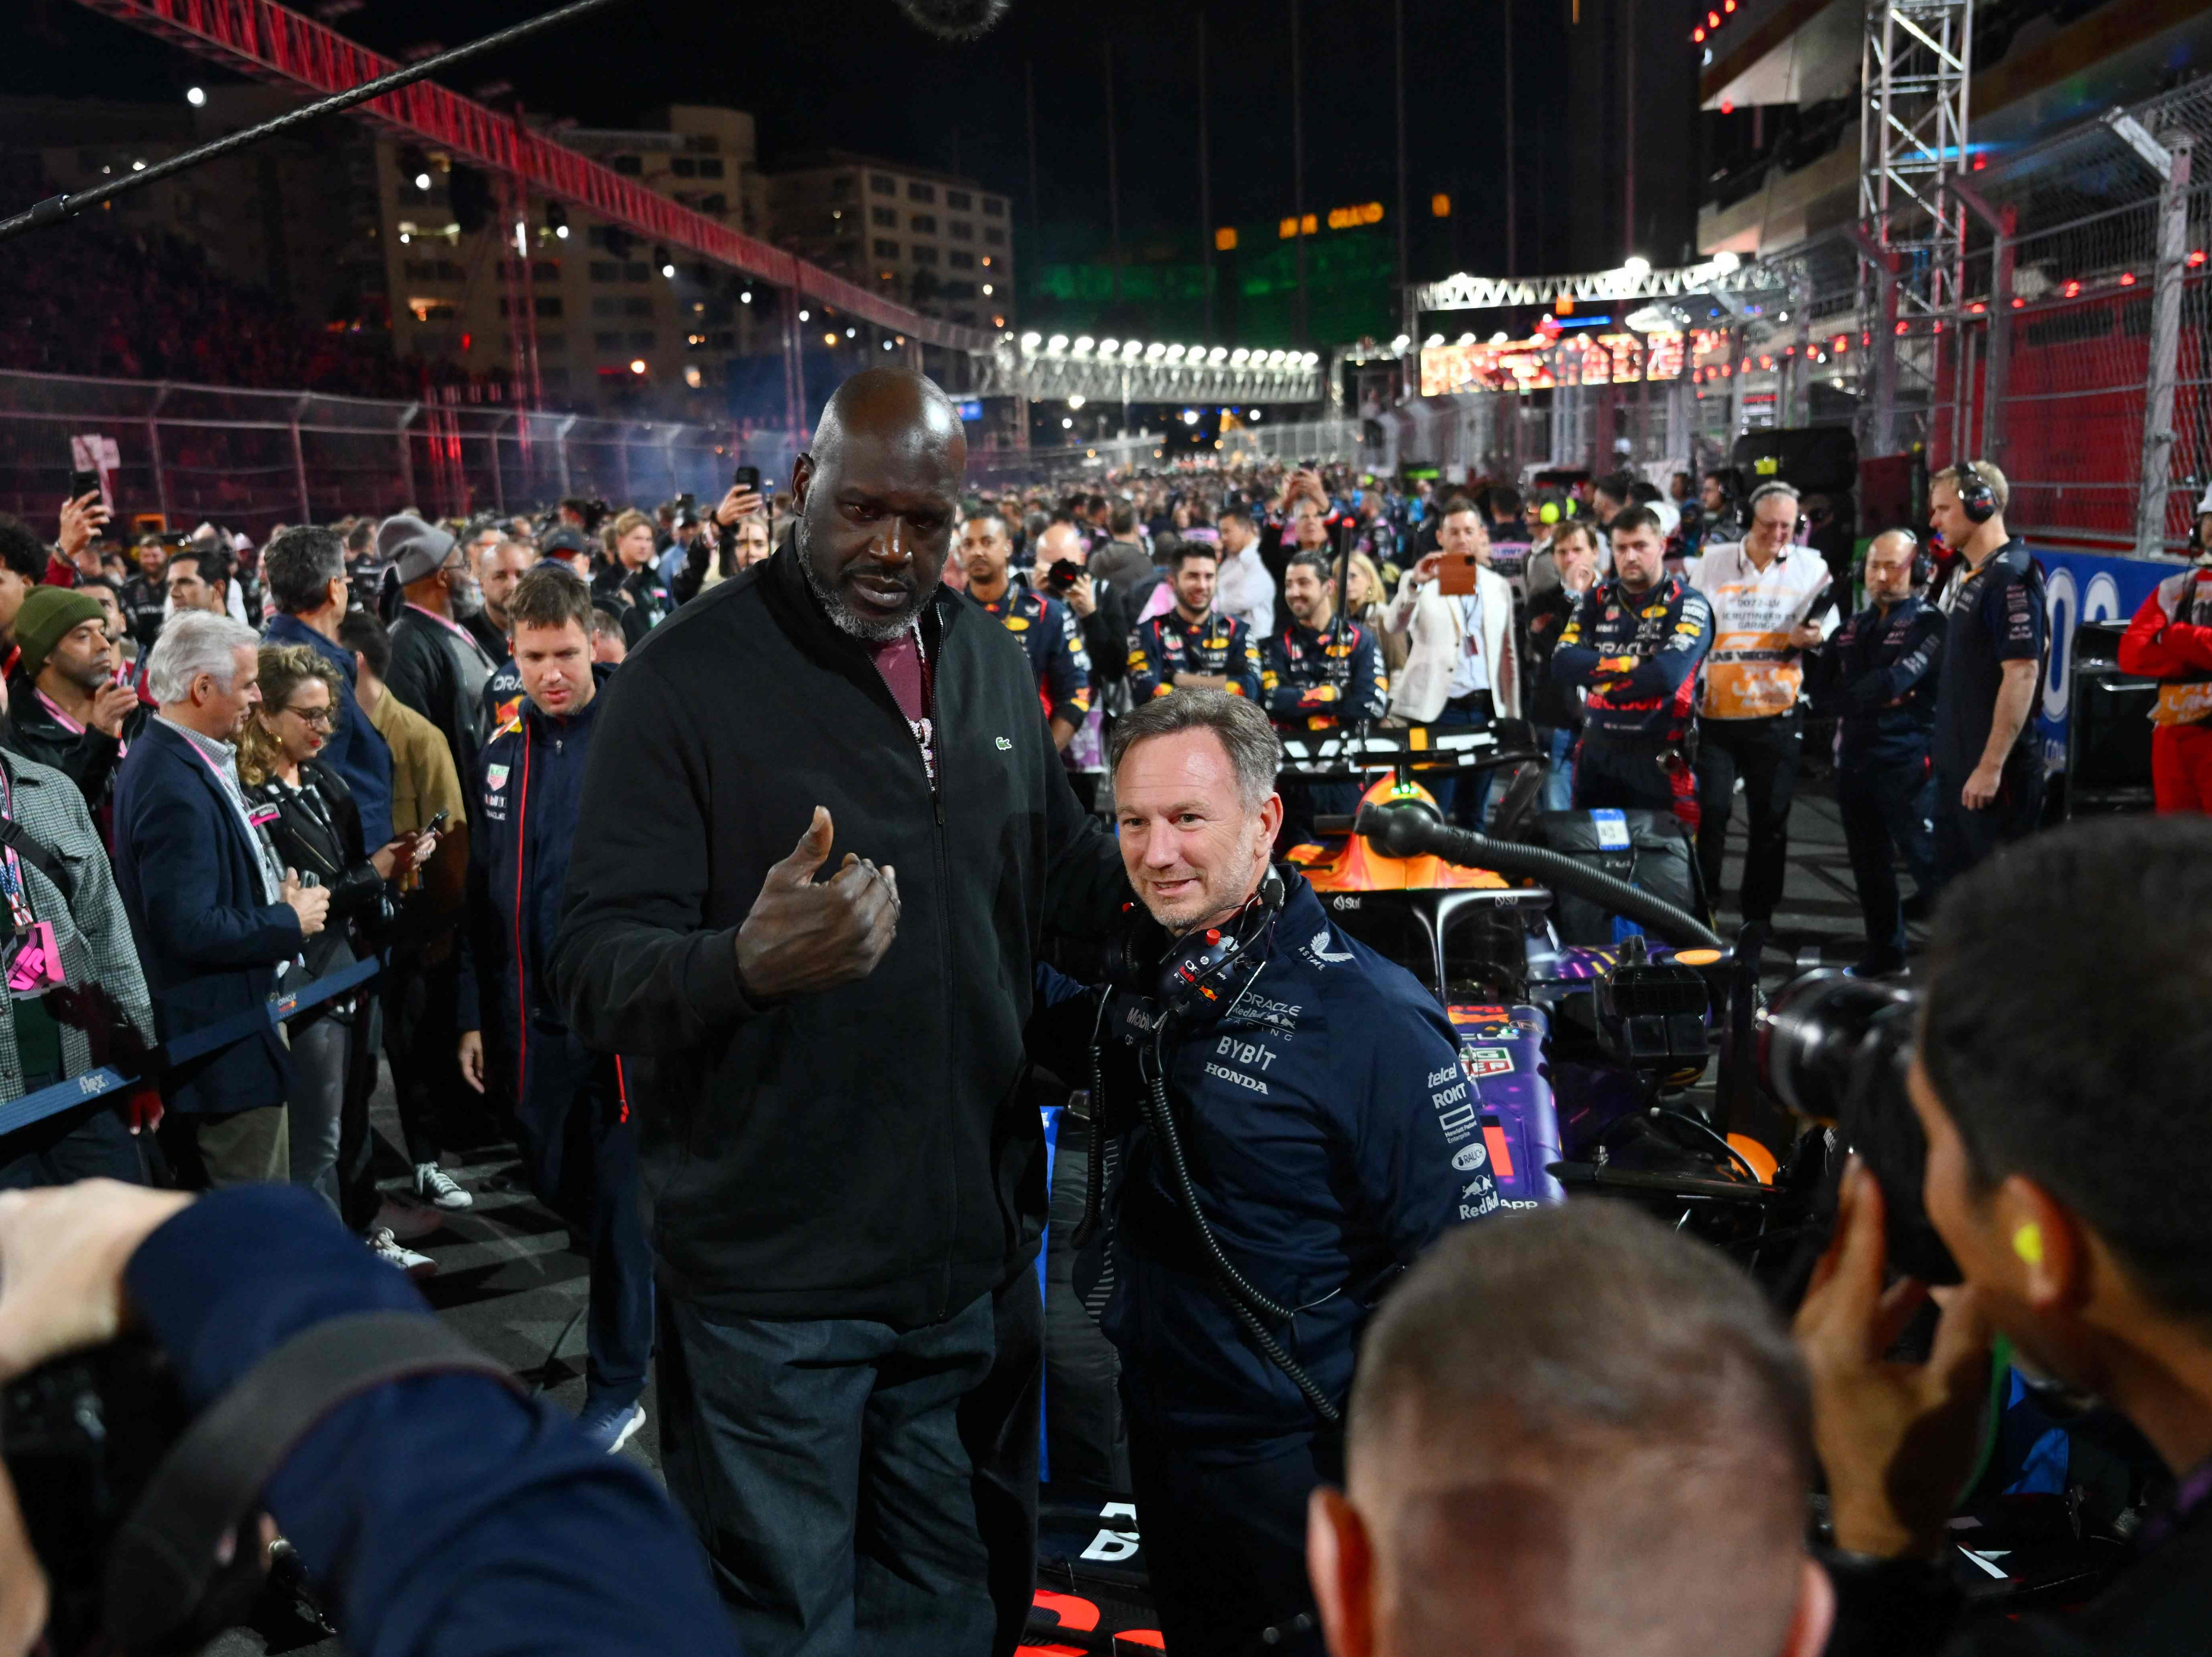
left=197, top=772, right=1922, bottom=1656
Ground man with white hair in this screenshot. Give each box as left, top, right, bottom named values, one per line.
left=114, top=610, right=331, bottom=1186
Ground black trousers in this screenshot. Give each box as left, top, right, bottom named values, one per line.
left=516, top=1024, right=654, bottom=1410
left=1933, top=749, right=2044, bottom=886
left=1044, top=1135, right=1127, bottom=1493
left=380, top=946, right=456, bottom=1167
left=1837, top=751, right=1939, bottom=965
left=1573, top=730, right=1699, bottom=831
left=335, top=995, right=385, bottom=1234
left=656, top=1268, right=1042, bottom=1657
left=1124, top=1384, right=1336, bottom=1657
left=0, top=1092, right=145, bottom=1189
left=1695, top=712, right=1803, bottom=924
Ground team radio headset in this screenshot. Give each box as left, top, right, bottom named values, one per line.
left=1954, top=460, right=1999, bottom=525
left=1070, top=867, right=1344, bottom=1425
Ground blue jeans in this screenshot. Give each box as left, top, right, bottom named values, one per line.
left=655, top=1273, right=1042, bottom=1657
left=1543, top=724, right=1578, bottom=812
left=1426, top=692, right=1496, bottom=828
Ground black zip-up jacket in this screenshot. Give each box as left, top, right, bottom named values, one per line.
left=387, top=604, right=496, bottom=790
left=4, top=683, right=148, bottom=830
left=550, top=540, right=1128, bottom=1327
left=1805, top=596, right=1944, bottom=767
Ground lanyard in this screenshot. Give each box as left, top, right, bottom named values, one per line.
left=34, top=688, right=130, bottom=760
left=405, top=602, right=482, bottom=650
left=177, top=730, right=282, bottom=895
left=0, top=767, right=30, bottom=935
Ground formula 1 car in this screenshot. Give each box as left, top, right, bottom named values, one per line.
left=1281, top=730, right=1783, bottom=1226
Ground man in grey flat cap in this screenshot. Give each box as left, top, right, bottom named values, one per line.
left=378, top=513, right=494, bottom=1214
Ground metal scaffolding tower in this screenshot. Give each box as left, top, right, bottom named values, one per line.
left=1857, top=0, right=1975, bottom=455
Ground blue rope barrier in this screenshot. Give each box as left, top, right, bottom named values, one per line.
left=0, top=954, right=385, bottom=1140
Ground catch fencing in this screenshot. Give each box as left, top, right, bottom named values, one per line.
left=0, top=371, right=807, bottom=534
left=1387, top=77, right=2212, bottom=555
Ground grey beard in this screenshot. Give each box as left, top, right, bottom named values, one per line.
left=449, top=579, right=485, bottom=621
left=797, top=519, right=924, bottom=643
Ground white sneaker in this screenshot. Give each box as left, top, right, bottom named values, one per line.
left=414, top=1162, right=474, bottom=1210
left=366, top=1226, right=436, bottom=1279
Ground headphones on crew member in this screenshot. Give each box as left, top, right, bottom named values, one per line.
left=1869, top=529, right=1937, bottom=590
left=1106, top=867, right=1287, bottom=1041
left=1955, top=461, right=1999, bottom=525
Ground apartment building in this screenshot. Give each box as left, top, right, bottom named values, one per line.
left=381, top=104, right=774, bottom=414
left=765, top=150, right=1014, bottom=332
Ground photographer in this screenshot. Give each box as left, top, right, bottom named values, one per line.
left=4, top=586, right=146, bottom=827
left=959, top=511, right=1090, bottom=752
left=0, top=1180, right=741, bottom=1657
left=1797, top=815, right=2212, bottom=1654
left=1384, top=498, right=1520, bottom=828
left=1034, top=519, right=1134, bottom=702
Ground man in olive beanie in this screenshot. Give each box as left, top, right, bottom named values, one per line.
left=7, top=584, right=144, bottom=825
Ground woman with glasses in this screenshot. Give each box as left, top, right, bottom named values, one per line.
left=239, top=645, right=434, bottom=1244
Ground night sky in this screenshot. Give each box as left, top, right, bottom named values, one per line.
left=10, top=0, right=1597, bottom=279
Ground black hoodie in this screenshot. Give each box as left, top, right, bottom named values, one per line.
left=551, top=539, right=1127, bottom=1327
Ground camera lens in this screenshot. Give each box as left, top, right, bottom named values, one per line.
left=1756, top=971, right=1911, bottom=1123
left=1757, top=970, right=1959, bottom=1285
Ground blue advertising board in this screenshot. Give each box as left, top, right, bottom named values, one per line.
left=2031, top=546, right=2170, bottom=775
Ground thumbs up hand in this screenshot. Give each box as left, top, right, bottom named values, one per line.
left=733, top=807, right=901, bottom=1000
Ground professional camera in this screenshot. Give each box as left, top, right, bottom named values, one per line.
left=1037, top=557, right=1085, bottom=595
left=1755, top=970, right=1958, bottom=1284
left=2, top=1334, right=265, bottom=1655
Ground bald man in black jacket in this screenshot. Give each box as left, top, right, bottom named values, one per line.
left=553, top=369, right=1126, bottom=1657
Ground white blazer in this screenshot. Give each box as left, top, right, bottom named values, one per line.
left=1383, top=563, right=1521, bottom=724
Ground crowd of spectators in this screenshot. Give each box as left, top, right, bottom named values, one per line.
left=0, top=220, right=475, bottom=400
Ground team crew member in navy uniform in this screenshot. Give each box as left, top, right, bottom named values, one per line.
left=1036, top=691, right=1489, bottom=1657
left=1127, top=540, right=1264, bottom=704
left=1550, top=506, right=1716, bottom=832
left=958, top=509, right=1091, bottom=750
left=456, top=564, right=652, bottom=1457
left=2115, top=505, right=2212, bottom=814
left=1263, top=549, right=1387, bottom=847
left=1925, top=461, right=2045, bottom=880
left=1806, top=531, right=1944, bottom=977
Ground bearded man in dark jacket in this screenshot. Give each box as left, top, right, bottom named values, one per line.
left=552, top=368, right=1126, bottom=1657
